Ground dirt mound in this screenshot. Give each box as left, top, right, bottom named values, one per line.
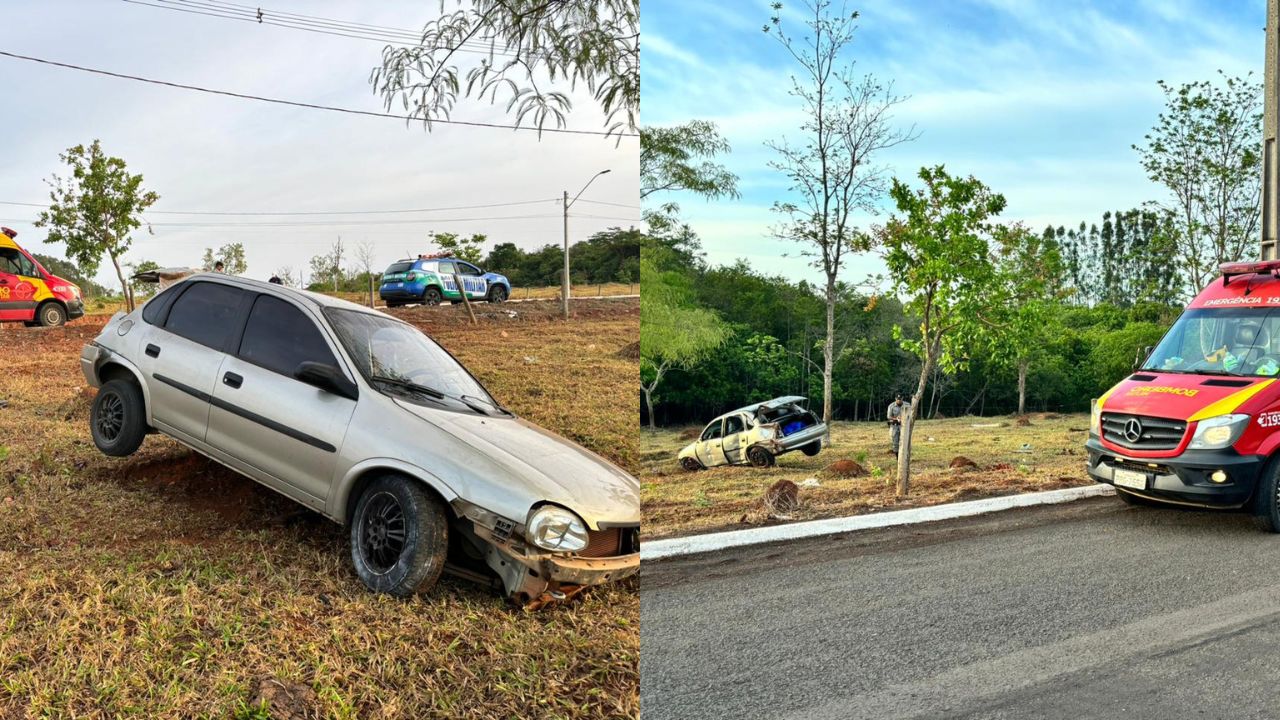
left=1015, top=415, right=1032, bottom=426
left=764, top=479, right=800, bottom=515
left=616, top=340, right=640, bottom=359
left=949, top=456, right=978, bottom=470
left=251, top=678, right=317, bottom=720
left=822, top=459, right=867, bottom=478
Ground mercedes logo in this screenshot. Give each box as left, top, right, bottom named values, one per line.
left=1123, top=418, right=1144, bottom=444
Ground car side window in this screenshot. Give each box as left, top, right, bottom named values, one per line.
left=724, top=415, right=745, bottom=435
left=437, top=260, right=455, bottom=275
left=142, top=283, right=186, bottom=325
left=701, top=421, right=723, bottom=441
left=238, top=294, right=338, bottom=378
left=164, top=282, right=246, bottom=350
left=457, top=262, right=481, bottom=276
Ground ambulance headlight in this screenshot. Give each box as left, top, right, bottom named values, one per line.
left=1187, top=414, right=1250, bottom=450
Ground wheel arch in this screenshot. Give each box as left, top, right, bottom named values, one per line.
left=95, top=358, right=153, bottom=423
left=35, top=298, right=68, bottom=323
left=333, top=459, right=460, bottom=526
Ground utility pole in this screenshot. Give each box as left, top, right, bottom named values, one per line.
left=1265, top=0, right=1279, bottom=260
left=562, top=169, right=611, bottom=319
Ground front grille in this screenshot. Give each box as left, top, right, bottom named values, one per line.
left=1101, top=413, right=1186, bottom=450
left=1105, top=456, right=1172, bottom=475
left=579, top=526, right=640, bottom=557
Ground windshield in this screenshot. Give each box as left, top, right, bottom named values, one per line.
left=325, top=308, right=496, bottom=406
left=1143, top=307, right=1280, bottom=377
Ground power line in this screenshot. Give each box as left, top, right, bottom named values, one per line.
left=121, top=0, right=522, bottom=58
left=0, top=198, right=560, bottom=216
left=0, top=50, right=639, bottom=138
left=576, top=198, right=641, bottom=210
left=0, top=212, right=638, bottom=228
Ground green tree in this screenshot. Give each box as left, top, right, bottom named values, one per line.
left=640, top=120, right=739, bottom=221
left=430, top=232, right=486, bottom=264
left=31, top=253, right=109, bottom=297
left=370, top=0, right=638, bottom=135
left=877, top=166, right=1007, bottom=495
left=35, top=140, right=159, bottom=312
left=1134, top=72, right=1261, bottom=293
left=640, top=249, right=730, bottom=428
left=128, top=259, right=161, bottom=298
left=765, top=0, right=917, bottom=433
left=992, top=224, right=1064, bottom=415
left=201, top=242, right=248, bottom=274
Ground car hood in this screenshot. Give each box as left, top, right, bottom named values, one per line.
left=393, top=399, right=638, bottom=527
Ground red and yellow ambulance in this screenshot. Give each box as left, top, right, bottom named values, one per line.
left=0, top=227, right=84, bottom=326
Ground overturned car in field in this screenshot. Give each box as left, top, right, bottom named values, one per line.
left=80, top=273, right=638, bottom=605
left=678, top=395, right=827, bottom=470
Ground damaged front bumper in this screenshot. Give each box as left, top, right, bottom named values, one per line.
left=471, top=523, right=639, bottom=605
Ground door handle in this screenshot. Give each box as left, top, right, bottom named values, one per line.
left=222, top=371, right=243, bottom=389
left=145, top=343, right=160, bottom=357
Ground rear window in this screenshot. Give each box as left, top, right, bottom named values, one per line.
left=165, top=282, right=246, bottom=350
left=385, top=261, right=413, bottom=275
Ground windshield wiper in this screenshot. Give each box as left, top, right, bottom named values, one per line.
left=461, top=394, right=512, bottom=416
left=372, top=376, right=494, bottom=415
left=370, top=376, right=445, bottom=399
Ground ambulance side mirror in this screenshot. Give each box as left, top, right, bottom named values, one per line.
left=1133, top=345, right=1154, bottom=371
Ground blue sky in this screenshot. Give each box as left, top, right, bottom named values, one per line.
left=642, top=0, right=1265, bottom=283
left=1, top=1, right=637, bottom=287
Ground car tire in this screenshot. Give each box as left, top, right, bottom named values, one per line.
left=1252, top=458, right=1280, bottom=532
left=90, top=379, right=147, bottom=457
left=37, top=302, right=67, bottom=327
left=350, top=475, right=448, bottom=596
left=488, top=285, right=508, bottom=303
left=800, top=441, right=821, bottom=457
left=747, top=446, right=775, bottom=468
left=423, top=287, right=443, bottom=306
left=680, top=456, right=703, bottom=472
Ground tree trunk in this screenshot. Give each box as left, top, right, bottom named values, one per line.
left=1017, top=359, right=1029, bottom=416
left=897, top=341, right=937, bottom=497
left=822, top=278, right=836, bottom=445
left=641, top=362, right=668, bottom=430
left=109, top=249, right=132, bottom=312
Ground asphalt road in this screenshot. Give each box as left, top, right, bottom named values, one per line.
left=641, top=497, right=1280, bottom=719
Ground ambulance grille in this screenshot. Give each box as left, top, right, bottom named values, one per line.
left=1101, top=413, right=1186, bottom=450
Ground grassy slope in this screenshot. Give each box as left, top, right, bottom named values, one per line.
left=641, top=413, right=1093, bottom=539
left=0, top=299, right=638, bottom=719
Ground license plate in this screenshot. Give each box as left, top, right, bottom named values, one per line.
left=1113, top=467, right=1147, bottom=490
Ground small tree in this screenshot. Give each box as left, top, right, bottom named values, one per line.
left=371, top=0, right=638, bottom=135
left=640, top=252, right=729, bottom=428
left=36, top=140, right=159, bottom=312
left=273, top=267, right=298, bottom=287
left=309, top=237, right=345, bottom=292
left=352, top=239, right=378, bottom=307
left=201, top=242, right=247, bottom=274
left=992, top=224, right=1063, bottom=415
left=765, top=0, right=917, bottom=434
left=431, top=232, right=486, bottom=264
left=877, top=166, right=1007, bottom=496
left=128, top=258, right=161, bottom=299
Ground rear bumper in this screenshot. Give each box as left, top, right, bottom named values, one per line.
left=1085, top=436, right=1266, bottom=508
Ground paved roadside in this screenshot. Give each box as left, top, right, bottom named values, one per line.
left=641, top=497, right=1280, bottom=719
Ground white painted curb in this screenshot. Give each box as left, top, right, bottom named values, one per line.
left=642, top=484, right=1117, bottom=561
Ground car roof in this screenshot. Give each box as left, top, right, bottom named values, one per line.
left=182, top=272, right=390, bottom=320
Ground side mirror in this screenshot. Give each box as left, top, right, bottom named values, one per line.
left=295, top=361, right=359, bottom=400
left=1133, top=345, right=1154, bottom=371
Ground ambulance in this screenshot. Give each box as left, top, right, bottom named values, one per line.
left=0, top=227, right=84, bottom=326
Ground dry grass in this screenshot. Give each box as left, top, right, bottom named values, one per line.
left=0, top=299, right=638, bottom=719
left=641, top=413, right=1093, bottom=539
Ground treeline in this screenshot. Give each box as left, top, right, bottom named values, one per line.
left=644, top=214, right=1185, bottom=427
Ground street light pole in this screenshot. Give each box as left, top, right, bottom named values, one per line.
left=563, top=169, right=611, bottom=319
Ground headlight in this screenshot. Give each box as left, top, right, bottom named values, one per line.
left=1090, top=399, right=1101, bottom=436
left=526, top=505, right=588, bottom=553
left=1187, top=414, right=1250, bottom=450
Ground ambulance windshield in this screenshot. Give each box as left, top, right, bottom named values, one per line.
left=1143, top=307, right=1280, bottom=377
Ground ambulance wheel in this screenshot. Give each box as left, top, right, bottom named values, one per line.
left=1252, top=457, right=1280, bottom=532
left=423, top=287, right=443, bottom=306
left=37, top=302, right=67, bottom=327
left=747, top=446, right=775, bottom=468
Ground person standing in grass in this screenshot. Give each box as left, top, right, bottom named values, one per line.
left=887, top=395, right=908, bottom=455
